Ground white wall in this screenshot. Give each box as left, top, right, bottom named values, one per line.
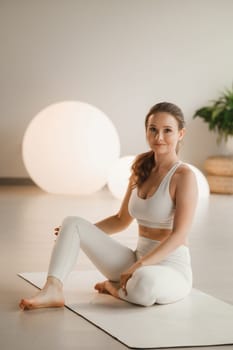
left=1, top=0, right=233, bottom=177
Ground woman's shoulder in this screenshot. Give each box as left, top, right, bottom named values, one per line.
left=178, top=162, right=193, bottom=173
left=175, top=162, right=197, bottom=187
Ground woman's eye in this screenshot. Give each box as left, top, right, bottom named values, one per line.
left=149, top=127, right=157, bottom=133
left=165, top=128, right=172, bottom=133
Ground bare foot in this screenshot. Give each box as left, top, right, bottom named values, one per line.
left=19, top=277, right=65, bottom=310
left=94, top=280, right=119, bottom=298
left=94, top=281, right=110, bottom=294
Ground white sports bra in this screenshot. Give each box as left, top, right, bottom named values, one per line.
left=128, top=161, right=182, bottom=229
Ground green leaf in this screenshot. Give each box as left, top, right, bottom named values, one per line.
left=193, top=83, right=233, bottom=144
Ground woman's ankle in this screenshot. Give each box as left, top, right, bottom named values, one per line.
left=46, top=275, right=63, bottom=289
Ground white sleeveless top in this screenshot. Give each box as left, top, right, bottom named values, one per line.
left=128, top=161, right=182, bottom=229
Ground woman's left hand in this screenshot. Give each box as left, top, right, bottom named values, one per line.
left=120, top=271, right=132, bottom=295
left=120, top=261, right=142, bottom=295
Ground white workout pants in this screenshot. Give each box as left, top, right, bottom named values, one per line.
left=48, top=216, right=192, bottom=307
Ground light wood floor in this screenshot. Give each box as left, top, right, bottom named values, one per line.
left=0, top=185, right=233, bottom=350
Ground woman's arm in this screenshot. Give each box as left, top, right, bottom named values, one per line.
left=120, top=167, right=198, bottom=288
left=94, top=177, right=135, bottom=235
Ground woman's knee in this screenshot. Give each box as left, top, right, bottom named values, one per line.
left=125, top=267, right=191, bottom=307
left=126, top=270, right=157, bottom=307
left=62, top=216, right=86, bottom=228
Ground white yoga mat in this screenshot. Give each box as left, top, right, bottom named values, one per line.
left=18, top=270, right=233, bottom=349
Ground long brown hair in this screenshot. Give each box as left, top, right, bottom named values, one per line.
left=131, top=102, right=185, bottom=187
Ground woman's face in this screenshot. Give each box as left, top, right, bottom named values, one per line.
left=146, top=112, right=185, bottom=155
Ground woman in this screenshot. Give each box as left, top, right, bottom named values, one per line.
left=19, top=101, right=198, bottom=310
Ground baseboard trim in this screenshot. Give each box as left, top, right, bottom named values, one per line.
left=0, top=178, right=35, bottom=186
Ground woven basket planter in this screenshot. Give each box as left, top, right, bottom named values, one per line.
left=207, top=175, right=233, bottom=194
left=204, top=156, right=233, bottom=176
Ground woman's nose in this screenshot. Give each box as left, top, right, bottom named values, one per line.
left=155, top=131, right=163, bottom=141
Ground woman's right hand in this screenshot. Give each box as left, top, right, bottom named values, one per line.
left=54, top=226, right=61, bottom=236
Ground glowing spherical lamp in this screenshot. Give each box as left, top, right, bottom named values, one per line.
left=186, top=163, right=210, bottom=198
left=186, top=163, right=210, bottom=226
left=107, top=155, right=135, bottom=199
left=22, top=101, right=120, bottom=195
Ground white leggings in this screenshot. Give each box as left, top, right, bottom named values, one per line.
left=48, top=216, right=193, bottom=307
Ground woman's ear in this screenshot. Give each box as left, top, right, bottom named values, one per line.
left=179, top=128, right=186, bottom=141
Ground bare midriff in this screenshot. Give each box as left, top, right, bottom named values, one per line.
left=139, top=225, right=189, bottom=246
left=139, top=225, right=171, bottom=242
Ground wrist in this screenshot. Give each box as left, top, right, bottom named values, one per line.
left=136, top=258, right=147, bottom=268
left=133, top=259, right=144, bottom=271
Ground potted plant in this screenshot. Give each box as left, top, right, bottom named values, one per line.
left=193, top=85, right=233, bottom=195
left=193, top=84, right=233, bottom=149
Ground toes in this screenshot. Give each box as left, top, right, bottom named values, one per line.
left=94, top=283, right=99, bottom=290
left=19, top=300, right=25, bottom=310
left=19, top=300, right=27, bottom=310
left=19, top=299, right=33, bottom=310
left=94, top=283, right=103, bottom=292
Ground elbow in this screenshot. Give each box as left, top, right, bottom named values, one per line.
left=171, top=230, right=187, bottom=246
left=116, top=213, right=133, bottom=230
